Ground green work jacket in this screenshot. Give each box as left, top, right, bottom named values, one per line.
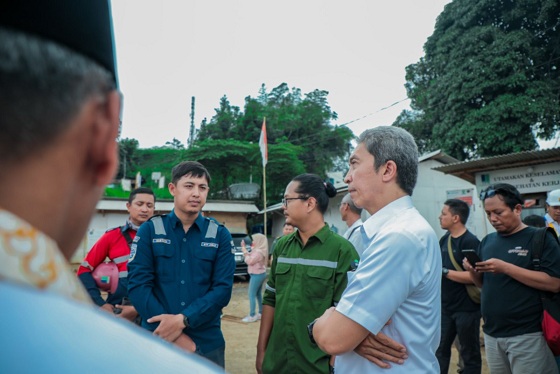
left=262, top=224, right=359, bottom=374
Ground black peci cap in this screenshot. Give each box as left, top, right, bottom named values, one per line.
left=0, top=0, right=118, bottom=86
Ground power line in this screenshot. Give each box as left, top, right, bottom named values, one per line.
left=337, top=98, right=410, bottom=128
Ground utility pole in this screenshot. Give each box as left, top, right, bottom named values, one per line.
left=188, top=96, right=195, bottom=148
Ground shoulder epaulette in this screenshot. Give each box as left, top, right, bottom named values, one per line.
left=149, top=213, right=167, bottom=221
left=204, top=216, right=224, bottom=226
left=151, top=215, right=167, bottom=235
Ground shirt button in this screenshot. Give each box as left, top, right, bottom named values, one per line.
left=181, top=302, right=185, bottom=306
left=181, top=280, right=185, bottom=284
left=182, top=259, right=185, bottom=263
left=183, top=238, right=187, bottom=242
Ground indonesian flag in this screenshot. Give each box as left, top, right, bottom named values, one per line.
left=259, top=118, right=268, bottom=167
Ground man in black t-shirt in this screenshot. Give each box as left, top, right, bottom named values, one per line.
left=437, top=199, right=481, bottom=374
left=465, top=183, right=560, bottom=374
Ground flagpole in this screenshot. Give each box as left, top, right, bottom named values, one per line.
left=263, top=162, right=267, bottom=238
left=262, top=117, right=267, bottom=238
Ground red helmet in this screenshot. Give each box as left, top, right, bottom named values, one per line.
left=92, top=262, right=119, bottom=294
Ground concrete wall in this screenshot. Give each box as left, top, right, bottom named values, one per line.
left=413, top=159, right=486, bottom=239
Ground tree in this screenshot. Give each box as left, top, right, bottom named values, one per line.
left=196, top=83, right=354, bottom=177
left=184, top=139, right=305, bottom=206
left=395, top=0, right=560, bottom=160
left=117, top=138, right=139, bottom=179
left=164, top=137, right=185, bottom=150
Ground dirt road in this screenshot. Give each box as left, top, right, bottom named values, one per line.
left=222, top=279, right=488, bottom=374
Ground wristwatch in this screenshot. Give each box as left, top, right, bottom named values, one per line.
left=183, top=315, right=190, bottom=329
left=307, top=319, right=317, bottom=345
left=442, top=267, right=449, bottom=278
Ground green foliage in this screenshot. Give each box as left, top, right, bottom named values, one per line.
left=395, top=0, right=560, bottom=160
left=197, top=83, right=354, bottom=176
left=183, top=139, right=305, bottom=205
left=164, top=138, right=185, bottom=149
left=108, top=83, right=351, bottom=206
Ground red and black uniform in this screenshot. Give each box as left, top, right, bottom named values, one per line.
left=77, top=223, right=136, bottom=306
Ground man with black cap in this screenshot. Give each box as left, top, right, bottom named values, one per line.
left=0, top=1, right=219, bottom=372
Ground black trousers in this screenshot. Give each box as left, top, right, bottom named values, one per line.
left=436, top=309, right=482, bottom=374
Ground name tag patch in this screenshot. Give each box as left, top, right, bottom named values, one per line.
left=201, top=242, right=219, bottom=248
left=153, top=238, right=171, bottom=244
left=129, top=244, right=137, bottom=261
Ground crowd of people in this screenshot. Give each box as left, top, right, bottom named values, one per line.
left=2, top=1, right=560, bottom=373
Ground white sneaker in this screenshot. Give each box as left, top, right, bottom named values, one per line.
left=257, top=313, right=262, bottom=320
left=241, top=314, right=259, bottom=323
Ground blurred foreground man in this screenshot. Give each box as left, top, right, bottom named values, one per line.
left=0, top=1, right=220, bottom=372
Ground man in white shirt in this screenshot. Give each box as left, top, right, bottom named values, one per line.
left=340, top=193, right=365, bottom=255
left=312, top=126, right=441, bottom=373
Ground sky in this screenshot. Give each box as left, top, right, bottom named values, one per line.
left=111, top=0, right=453, bottom=148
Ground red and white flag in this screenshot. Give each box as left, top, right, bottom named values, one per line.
left=259, top=118, right=268, bottom=167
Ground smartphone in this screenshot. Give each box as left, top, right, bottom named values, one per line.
left=461, top=249, right=482, bottom=265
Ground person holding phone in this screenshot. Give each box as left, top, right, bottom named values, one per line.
left=437, top=199, right=481, bottom=374
left=464, top=183, right=560, bottom=374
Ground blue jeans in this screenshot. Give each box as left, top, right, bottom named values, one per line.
left=248, top=272, right=267, bottom=316
left=436, top=309, right=481, bottom=374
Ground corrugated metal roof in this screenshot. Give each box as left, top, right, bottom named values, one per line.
left=418, top=150, right=460, bottom=164
left=433, top=148, right=560, bottom=183
left=96, top=199, right=259, bottom=213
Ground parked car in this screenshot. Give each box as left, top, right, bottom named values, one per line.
left=231, top=233, right=252, bottom=277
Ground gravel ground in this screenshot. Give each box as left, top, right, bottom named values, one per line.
left=222, top=278, right=488, bottom=374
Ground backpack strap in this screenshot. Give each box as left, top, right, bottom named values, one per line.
left=532, top=227, right=559, bottom=271
left=120, top=225, right=134, bottom=248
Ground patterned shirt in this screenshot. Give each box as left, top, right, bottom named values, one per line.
left=0, top=209, right=90, bottom=303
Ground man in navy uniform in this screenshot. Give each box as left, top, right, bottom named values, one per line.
left=128, top=161, right=236, bottom=367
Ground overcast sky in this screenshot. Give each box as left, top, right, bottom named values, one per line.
left=111, top=0, right=454, bottom=148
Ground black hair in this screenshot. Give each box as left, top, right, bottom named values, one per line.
left=523, top=215, right=546, bottom=228
left=291, top=173, right=336, bottom=214
left=128, top=187, right=155, bottom=204
left=444, top=199, right=470, bottom=225
left=0, top=27, right=114, bottom=164
left=171, top=161, right=211, bottom=185
left=480, top=183, right=524, bottom=211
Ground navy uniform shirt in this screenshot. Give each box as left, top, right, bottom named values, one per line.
left=128, top=210, right=235, bottom=353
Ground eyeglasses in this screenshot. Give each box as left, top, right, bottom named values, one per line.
left=282, top=197, right=308, bottom=207
left=479, top=185, right=517, bottom=201
left=479, top=187, right=499, bottom=201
